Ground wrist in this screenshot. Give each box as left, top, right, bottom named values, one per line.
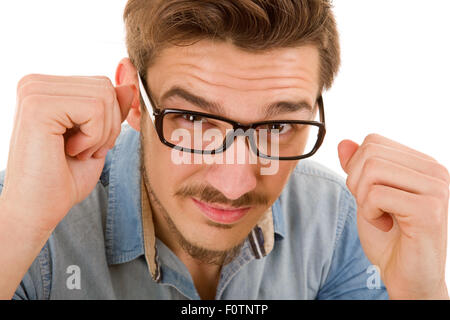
left=0, top=196, right=54, bottom=242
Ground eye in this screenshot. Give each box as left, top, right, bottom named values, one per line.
left=181, top=114, right=207, bottom=123
left=174, top=113, right=223, bottom=130
left=267, top=123, right=293, bottom=135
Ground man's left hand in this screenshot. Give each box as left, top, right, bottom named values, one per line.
left=338, top=133, right=450, bottom=299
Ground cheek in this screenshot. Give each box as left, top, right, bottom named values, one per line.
left=144, top=131, right=201, bottom=203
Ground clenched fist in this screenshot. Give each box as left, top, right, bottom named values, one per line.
left=0, top=74, right=135, bottom=234
left=338, top=134, right=450, bottom=299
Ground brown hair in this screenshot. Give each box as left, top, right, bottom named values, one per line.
left=124, top=0, right=340, bottom=91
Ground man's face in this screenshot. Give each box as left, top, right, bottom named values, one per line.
left=140, top=40, right=320, bottom=260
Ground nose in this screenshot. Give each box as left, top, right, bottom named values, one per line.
left=204, top=137, right=258, bottom=200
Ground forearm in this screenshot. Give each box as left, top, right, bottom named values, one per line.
left=0, top=199, right=52, bottom=300
left=388, top=282, right=449, bottom=300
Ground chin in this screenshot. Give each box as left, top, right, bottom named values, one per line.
left=178, top=221, right=248, bottom=252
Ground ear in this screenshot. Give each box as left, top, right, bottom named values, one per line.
left=115, top=58, right=141, bottom=132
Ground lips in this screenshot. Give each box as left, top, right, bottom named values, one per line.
left=191, top=198, right=250, bottom=224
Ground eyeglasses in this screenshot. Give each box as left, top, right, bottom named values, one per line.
left=138, top=73, right=326, bottom=161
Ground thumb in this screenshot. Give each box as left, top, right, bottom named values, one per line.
left=115, top=84, right=137, bottom=122
left=338, top=139, right=360, bottom=173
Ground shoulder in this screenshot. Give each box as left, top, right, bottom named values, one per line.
left=271, top=160, right=359, bottom=296
left=276, top=160, right=358, bottom=285
left=280, top=159, right=356, bottom=245
left=290, top=159, right=349, bottom=192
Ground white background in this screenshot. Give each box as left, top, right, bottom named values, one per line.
left=0, top=0, right=449, bottom=291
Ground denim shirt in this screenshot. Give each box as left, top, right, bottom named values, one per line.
left=0, top=124, right=388, bottom=300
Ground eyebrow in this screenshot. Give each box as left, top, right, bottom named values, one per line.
left=159, top=86, right=313, bottom=117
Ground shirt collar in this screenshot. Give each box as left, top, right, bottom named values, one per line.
left=102, top=124, right=286, bottom=267
left=103, top=124, right=144, bottom=265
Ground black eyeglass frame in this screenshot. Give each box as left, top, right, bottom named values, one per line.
left=138, top=73, right=326, bottom=161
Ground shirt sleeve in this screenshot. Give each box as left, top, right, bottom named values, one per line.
left=316, top=189, right=389, bottom=300
left=11, top=242, right=52, bottom=300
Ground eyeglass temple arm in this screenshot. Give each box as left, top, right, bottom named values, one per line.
left=137, top=72, right=158, bottom=125
left=317, top=95, right=325, bottom=125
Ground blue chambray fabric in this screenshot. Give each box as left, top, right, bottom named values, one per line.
left=0, top=124, right=388, bottom=300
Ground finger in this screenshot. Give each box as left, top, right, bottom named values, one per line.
left=338, top=139, right=359, bottom=173
left=66, top=103, right=105, bottom=158
left=91, top=85, right=132, bottom=158
left=346, top=143, right=450, bottom=194
left=92, top=96, right=122, bottom=159
left=18, top=80, right=117, bottom=105
left=18, top=80, right=117, bottom=156
left=79, top=105, right=111, bottom=160
left=83, top=85, right=116, bottom=159
left=17, top=79, right=118, bottom=160
left=18, top=94, right=105, bottom=156
left=18, top=81, right=115, bottom=98
left=358, top=203, right=394, bottom=232
left=358, top=184, right=398, bottom=232
left=361, top=184, right=443, bottom=235
left=17, top=74, right=113, bottom=94
left=354, top=157, right=448, bottom=206
left=362, top=133, right=437, bottom=162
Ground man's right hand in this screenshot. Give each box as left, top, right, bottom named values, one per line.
left=0, top=74, right=135, bottom=235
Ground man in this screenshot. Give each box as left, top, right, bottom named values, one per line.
left=0, top=0, right=448, bottom=300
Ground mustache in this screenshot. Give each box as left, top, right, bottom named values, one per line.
left=174, top=184, right=269, bottom=208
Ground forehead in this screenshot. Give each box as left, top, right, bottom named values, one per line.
left=146, top=40, right=320, bottom=118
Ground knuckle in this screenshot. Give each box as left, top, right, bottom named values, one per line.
left=108, top=120, right=121, bottom=147
left=363, top=133, right=382, bottom=145
left=99, top=76, right=113, bottom=87
left=20, top=95, right=46, bottom=121
left=89, top=75, right=110, bottom=83
left=360, top=142, right=377, bottom=159
left=113, top=121, right=121, bottom=139
left=355, top=184, right=365, bottom=207
left=362, top=156, right=380, bottom=176
left=21, top=94, right=42, bottom=109
left=366, top=185, right=380, bottom=206
left=426, top=197, right=445, bottom=225
left=17, top=74, right=40, bottom=93
left=345, top=175, right=354, bottom=193
left=92, top=126, right=104, bottom=143
left=443, top=186, right=449, bottom=202
left=346, top=174, right=359, bottom=196
left=433, top=163, right=450, bottom=184
left=358, top=158, right=383, bottom=195
left=103, top=86, right=116, bottom=106
left=435, top=180, right=449, bottom=201
left=106, top=129, right=121, bottom=150
left=17, top=80, right=42, bottom=101
left=428, top=196, right=443, bottom=214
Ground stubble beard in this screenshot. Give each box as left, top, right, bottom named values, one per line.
left=139, top=134, right=245, bottom=266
